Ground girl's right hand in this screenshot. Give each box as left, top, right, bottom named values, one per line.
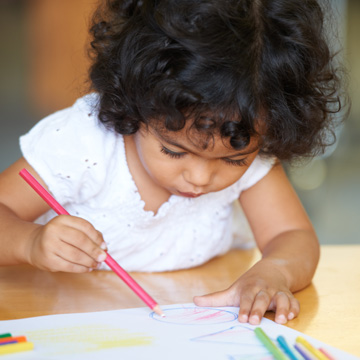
left=26, top=215, right=107, bottom=273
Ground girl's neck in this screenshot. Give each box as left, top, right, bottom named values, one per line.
left=123, top=135, right=171, bottom=214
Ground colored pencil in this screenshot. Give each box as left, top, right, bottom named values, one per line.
left=254, top=328, right=287, bottom=360
left=277, top=335, right=300, bottom=360
left=295, top=343, right=318, bottom=360
left=296, top=336, right=329, bottom=360
left=0, top=341, right=34, bottom=355
left=19, top=168, right=165, bottom=317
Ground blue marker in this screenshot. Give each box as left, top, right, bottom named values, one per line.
left=277, top=335, right=300, bottom=360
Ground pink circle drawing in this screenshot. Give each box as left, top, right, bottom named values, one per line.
left=150, top=306, right=238, bottom=325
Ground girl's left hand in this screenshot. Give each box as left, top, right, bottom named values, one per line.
left=193, top=260, right=300, bottom=325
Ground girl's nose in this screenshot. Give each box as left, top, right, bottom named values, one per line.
left=183, top=159, right=214, bottom=188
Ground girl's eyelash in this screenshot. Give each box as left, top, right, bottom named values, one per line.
left=160, top=145, right=247, bottom=166
left=160, top=146, right=185, bottom=159
left=223, top=158, right=248, bottom=166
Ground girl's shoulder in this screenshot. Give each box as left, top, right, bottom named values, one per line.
left=19, top=93, right=124, bottom=204
left=30, top=93, right=103, bottom=134
left=20, top=93, right=118, bottom=153
left=237, top=155, right=276, bottom=192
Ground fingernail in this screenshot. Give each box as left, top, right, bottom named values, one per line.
left=238, top=314, right=248, bottom=322
left=97, top=253, right=107, bottom=262
left=250, top=315, right=260, bottom=324
left=288, top=312, right=295, bottom=320
left=100, top=242, right=108, bottom=250
left=88, top=268, right=93, bottom=272
left=277, top=314, right=287, bottom=324
left=96, top=262, right=102, bottom=270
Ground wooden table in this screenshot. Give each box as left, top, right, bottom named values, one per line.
left=1, top=245, right=359, bottom=357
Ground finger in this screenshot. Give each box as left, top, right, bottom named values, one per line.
left=272, top=292, right=291, bottom=324
left=193, top=288, right=235, bottom=307
left=55, top=239, right=102, bottom=270
left=248, top=290, right=272, bottom=325
left=238, top=292, right=257, bottom=323
left=57, top=225, right=107, bottom=264
left=56, top=215, right=107, bottom=248
left=288, top=297, right=300, bottom=320
left=51, top=254, right=96, bottom=273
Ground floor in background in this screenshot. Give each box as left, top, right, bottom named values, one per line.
left=0, top=2, right=359, bottom=245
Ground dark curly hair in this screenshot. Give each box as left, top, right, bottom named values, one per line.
left=88, top=0, right=348, bottom=161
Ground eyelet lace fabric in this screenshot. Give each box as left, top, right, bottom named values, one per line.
left=20, top=94, right=274, bottom=272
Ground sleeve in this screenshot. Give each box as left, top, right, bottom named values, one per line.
left=237, top=155, right=276, bottom=193
left=19, top=95, right=119, bottom=206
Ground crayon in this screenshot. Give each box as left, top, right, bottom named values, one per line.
left=0, top=333, right=11, bottom=338
left=0, top=341, right=34, bottom=355
left=254, top=327, right=287, bottom=360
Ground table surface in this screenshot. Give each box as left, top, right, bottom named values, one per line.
left=1, top=245, right=359, bottom=357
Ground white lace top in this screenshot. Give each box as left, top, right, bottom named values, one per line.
left=20, top=94, right=274, bottom=272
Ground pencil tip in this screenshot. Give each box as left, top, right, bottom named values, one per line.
left=153, top=305, right=165, bottom=317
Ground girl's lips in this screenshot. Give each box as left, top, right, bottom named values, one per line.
left=178, top=191, right=204, bottom=198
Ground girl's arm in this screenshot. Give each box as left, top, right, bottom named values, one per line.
left=0, top=157, right=107, bottom=272
left=194, top=162, right=320, bottom=324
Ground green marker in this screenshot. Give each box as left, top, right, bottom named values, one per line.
left=0, top=333, right=11, bottom=338
left=254, top=327, right=287, bottom=360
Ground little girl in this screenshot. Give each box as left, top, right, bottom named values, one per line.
left=0, top=0, right=346, bottom=326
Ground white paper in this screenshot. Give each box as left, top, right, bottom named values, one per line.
left=0, top=303, right=358, bottom=359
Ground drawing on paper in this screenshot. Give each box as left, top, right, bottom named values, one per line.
left=191, top=324, right=273, bottom=359
left=191, top=324, right=275, bottom=345
left=150, top=306, right=238, bottom=325
left=1, top=304, right=354, bottom=360
left=26, top=324, right=153, bottom=356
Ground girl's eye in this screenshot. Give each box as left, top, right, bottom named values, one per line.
left=222, top=158, right=248, bottom=167
left=160, top=146, right=186, bottom=159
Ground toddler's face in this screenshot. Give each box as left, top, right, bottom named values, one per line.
left=132, top=124, right=259, bottom=198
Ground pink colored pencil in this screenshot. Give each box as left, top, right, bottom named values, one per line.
left=19, top=168, right=164, bottom=317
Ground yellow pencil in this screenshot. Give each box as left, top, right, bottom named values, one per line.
left=0, top=341, right=34, bottom=355
left=296, top=336, right=329, bottom=360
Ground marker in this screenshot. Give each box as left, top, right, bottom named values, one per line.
left=0, top=333, right=11, bottom=338
left=277, top=335, right=300, bottom=360
left=296, top=336, right=329, bottom=360
left=254, top=328, right=287, bottom=360
left=20, top=168, right=165, bottom=317
left=0, top=341, right=34, bottom=355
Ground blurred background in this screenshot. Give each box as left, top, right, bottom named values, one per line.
left=0, top=0, right=359, bottom=245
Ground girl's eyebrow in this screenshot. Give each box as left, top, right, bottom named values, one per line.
left=158, top=134, right=258, bottom=158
